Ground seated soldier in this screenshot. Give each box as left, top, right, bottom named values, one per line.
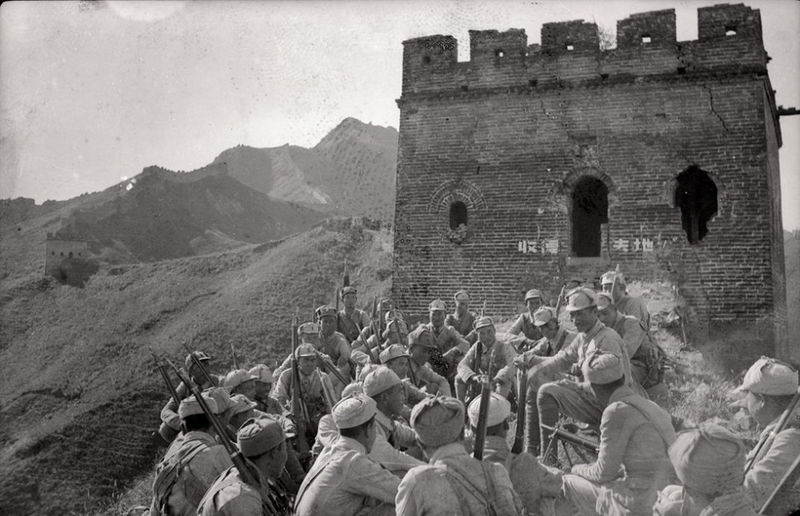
left=423, top=299, right=470, bottom=387
left=273, top=320, right=349, bottom=397
left=407, top=325, right=452, bottom=396
left=151, top=394, right=232, bottom=516
left=363, top=366, right=425, bottom=474
left=311, top=382, right=364, bottom=458
left=352, top=309, right=408, bottom=362
left=455, top=316, right=517, bottom=404
left=654, top=423, right=757, bottom=516
left=600, top=270, right=650, bottom=328
left=294, top=394, right=401, bottom=516
left=466, top=392, right=563, bottom=515
left=249, top=364, right=284, bottom=415
left=198, top=415, right=292, bottom=516
left=159, top=351, right=220, bottom=443
left=445, top=289, right=478, bottom=344
left=560, top=350, right=675, bottom=515
left=507, top=289, right=545, bottom=351
left=379, top=344, right=428, bottom=407
left=396, top=396, right=524, bottom=515
left=733, top=356, right=800, bottom=512
left=222, top=369, right=258, bottom=401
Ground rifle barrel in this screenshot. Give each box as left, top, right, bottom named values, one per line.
left=472, top=348, right=497, bottom=460
left=539, top=423, right=599, bottom=453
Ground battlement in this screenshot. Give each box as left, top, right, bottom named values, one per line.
left=401, top=4, right=766, bottom=96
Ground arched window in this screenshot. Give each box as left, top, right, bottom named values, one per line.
left=571, top=176, right=609, bottom=257
left=675, top=166, right=717, bottom=244
left=449, top=201, right=468, bottom=229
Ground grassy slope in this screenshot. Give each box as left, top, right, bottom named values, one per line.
left=0, top=218, right=392, bottom=515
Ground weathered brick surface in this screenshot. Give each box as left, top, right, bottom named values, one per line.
left=392, top=4, right=787, bottom=361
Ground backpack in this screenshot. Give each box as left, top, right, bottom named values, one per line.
left=151, top=439, right=208, bottom=516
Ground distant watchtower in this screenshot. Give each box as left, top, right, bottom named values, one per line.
left=45, top=233, right=97, bottom=286
left=392, top=4, right=787, bottom=362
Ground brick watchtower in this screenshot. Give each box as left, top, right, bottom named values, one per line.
left=392, top=4, right=788, bottom=363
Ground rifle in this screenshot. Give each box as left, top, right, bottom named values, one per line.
left=180, top=342, right=216, bottom=387
left=342, top=258, right=350, bottom=287
left=290, top=313, right=311, bottom=456
left=511, top=367, right=526, bottom=454
left=480, top=300, right=486, bottom=318
left=317, top=352, right=348, bottom=386
left=150, top=348, right=180, bottom=408
left=317, top=369, right=337, bottom=413
left=745, top=387, right=800, bottom=476
left=230, top=342, right=239, bottom=369
left=167, top=357, right=279, bottom=515
left=540, top=422, right=600, bottom=453
left=609, top=264, right=621, bottom=301
left=355, top=321, right=380, bottom=364
left=554, top=283, right=567, bottom=319
left=759, top=450, right=800, bottom=514
left=472, top=347, right=497, bottom=460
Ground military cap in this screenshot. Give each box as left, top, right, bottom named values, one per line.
left=582, top=349, right=624, bottom=384
left=379, top=344, right=409, bottom=363
left=185, top=350, right=211, bottom=371
left=524, top=289, right=542, bottom=302
left=408, top=325, right=435, bottom=349
left=669, top=423, right=746, bottom=494
left=473, top=316, right=494, bottom=330
left=357, top=363, right=379, bottom=381
left=363, top=366, right=402, bottom=397
left=565, top=287, right=597, bottom=313
left=596, top=292, right=614, bottom=310
left=411, top=396, right=465, bottom=448
left=428, top=299, right=447, bottom=312
left=341, top=382, right=364, bottom=398
left=467, top=392, right=511, bottom=428
left=295, top=343, right=317, bottom=359
left=297, top=322, right=320, bottom=335
left=532, top=306, right=555, bottom=326
left=735, top=356, right=798, bottom=396
left=454, top=290, right=470, bottom=302
left=249, top=364, right=273, bottom=384
left=204, top=386, right=232, bottom=413
left=341, top=286, right=357, bottom=297
left=179, top=394, right=219, bottom=419
left=316, top=305, right=338, bottom=319
left=601, top=270, right=626, bottom=286
left=332, top=393, right=377, bottom=429
left=228, top=393, right=257, bottom=415
left=238, top=416, right=286, bottom=457
left=223, top=369, right=257, bottom=390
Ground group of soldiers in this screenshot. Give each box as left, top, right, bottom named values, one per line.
left=148, top=273, right=800, bottom=515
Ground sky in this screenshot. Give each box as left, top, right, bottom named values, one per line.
left=1, top=0, right=798, bottom=229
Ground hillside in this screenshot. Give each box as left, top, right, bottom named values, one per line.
left=0, top=218, right=393, bottom=515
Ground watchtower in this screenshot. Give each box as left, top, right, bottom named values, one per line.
left=392, top=4, right=787, bottom=362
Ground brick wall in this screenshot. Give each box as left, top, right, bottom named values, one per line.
left=392, top=4, right=787, bottom=362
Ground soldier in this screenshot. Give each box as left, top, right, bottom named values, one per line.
left=249, top=364, right=284, bottom=415
left=445, top=289, right=478, bottom=343
left=455, top=316, right=517, bottom=403
left=507, top=289, right=545, bottom=350
left=523, top=288, right=640, bottom=456
left=407, top=325, right=452, bottom=396
left=337, top=286, right=372, bottom=344
left=396, top=396, right=524, bottom=515
left=379, top=344, right=428, bottom=406
left=423, top=299, right=470, bottom=386
left=223, top=369, right=258, bottom=401
left=600, top=270, right=650, bottom=328
left=226, top=394, right=259, bottom=430
left=273, top=343, right=334, bottom=433
left=353, top=310, right=408, bottom=361
left=466, top=392, right=563, bottom=515
left=151, top=394, right=233, bottom=516
left=294, top=393, right=401, bottom=516
left=363, top=366, right=425, bottom=473
left=733, top=356, right=800, bottom=511
left=561, top=350, right=676, bottom=515
left=159, top=351, right=220, bottom=443
left=654, top=423, right=757, bottom=516
left=198, top=416, right=292, bottom=515
left=596, top=292, right=668, bottom=405
left=317, top=307, right=355, bottom=383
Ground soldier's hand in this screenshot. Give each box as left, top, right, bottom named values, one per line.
left=472, top=374, right=489, bottom=384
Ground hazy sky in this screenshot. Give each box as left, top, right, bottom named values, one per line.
left=1, top=0, right=798, bottom=229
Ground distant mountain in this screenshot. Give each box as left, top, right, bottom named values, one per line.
left=212, top=118, right=398, bottom=221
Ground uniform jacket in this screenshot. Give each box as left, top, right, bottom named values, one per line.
left=456, top=338, right=518, bottom=384
left=653, top=485, right=758, bottom=516
left=338, top=308, right=372, bottom=343
left=508, top=312, right=542, bottom=342
left=273, top=368, right=333, bottom=419
left=743, top=409, right=800, bottom=511
left=395, top=442, right=523, bottom=516
left=160, top=377, right=221, bottom=432
left=408, top=359, right=451, bottom=396
left=615, top=294, right=650, bottom=329
left=370, top=410, right=424, bottom=473
left=294, top=436, right=400, bottom=516
left=445, top=311, right=478, bottom=343
left=198, top=466, right=291, bottom=516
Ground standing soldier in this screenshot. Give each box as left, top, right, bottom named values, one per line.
left=423, top=299, right=470, bottom=388
left=151, top=394, right=233, bottom=516
left=159, top=351, right=220, bottom=443
left=198, top=416, right=292, bottom=515
left=294, top=393, right=401, bottom=516
left=561, top=350, right=676, bottom=515
left=337, top=286, right=372, bottom=344
left=507, top=289, right=545, bottom=351
left=596, top=292, right=668, bottom=405
left=455, top=316, right=517, bottom=403
left=600, top=270, right=650, bottom=328
left=732, top=356, right=800, bottom=511
left=407, top=325, right=452, bottom=396
left=446, top=290, right=478, bottom=343
left=396, top=396, right=524, bottom=515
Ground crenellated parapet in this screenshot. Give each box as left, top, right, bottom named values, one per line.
left=400, top=4, right=766, bottom=97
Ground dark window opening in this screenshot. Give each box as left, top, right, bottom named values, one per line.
left=449, top=201, right=468, bottom=229
left=69, top=251, right=73, bottom=258
left=571, top=176, right=609, bottom=257
left=60, top=252, right=64, bottom=256
left=422, top=55, right=431, bottom=65
left=675, top=166, right=717, bottom=244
